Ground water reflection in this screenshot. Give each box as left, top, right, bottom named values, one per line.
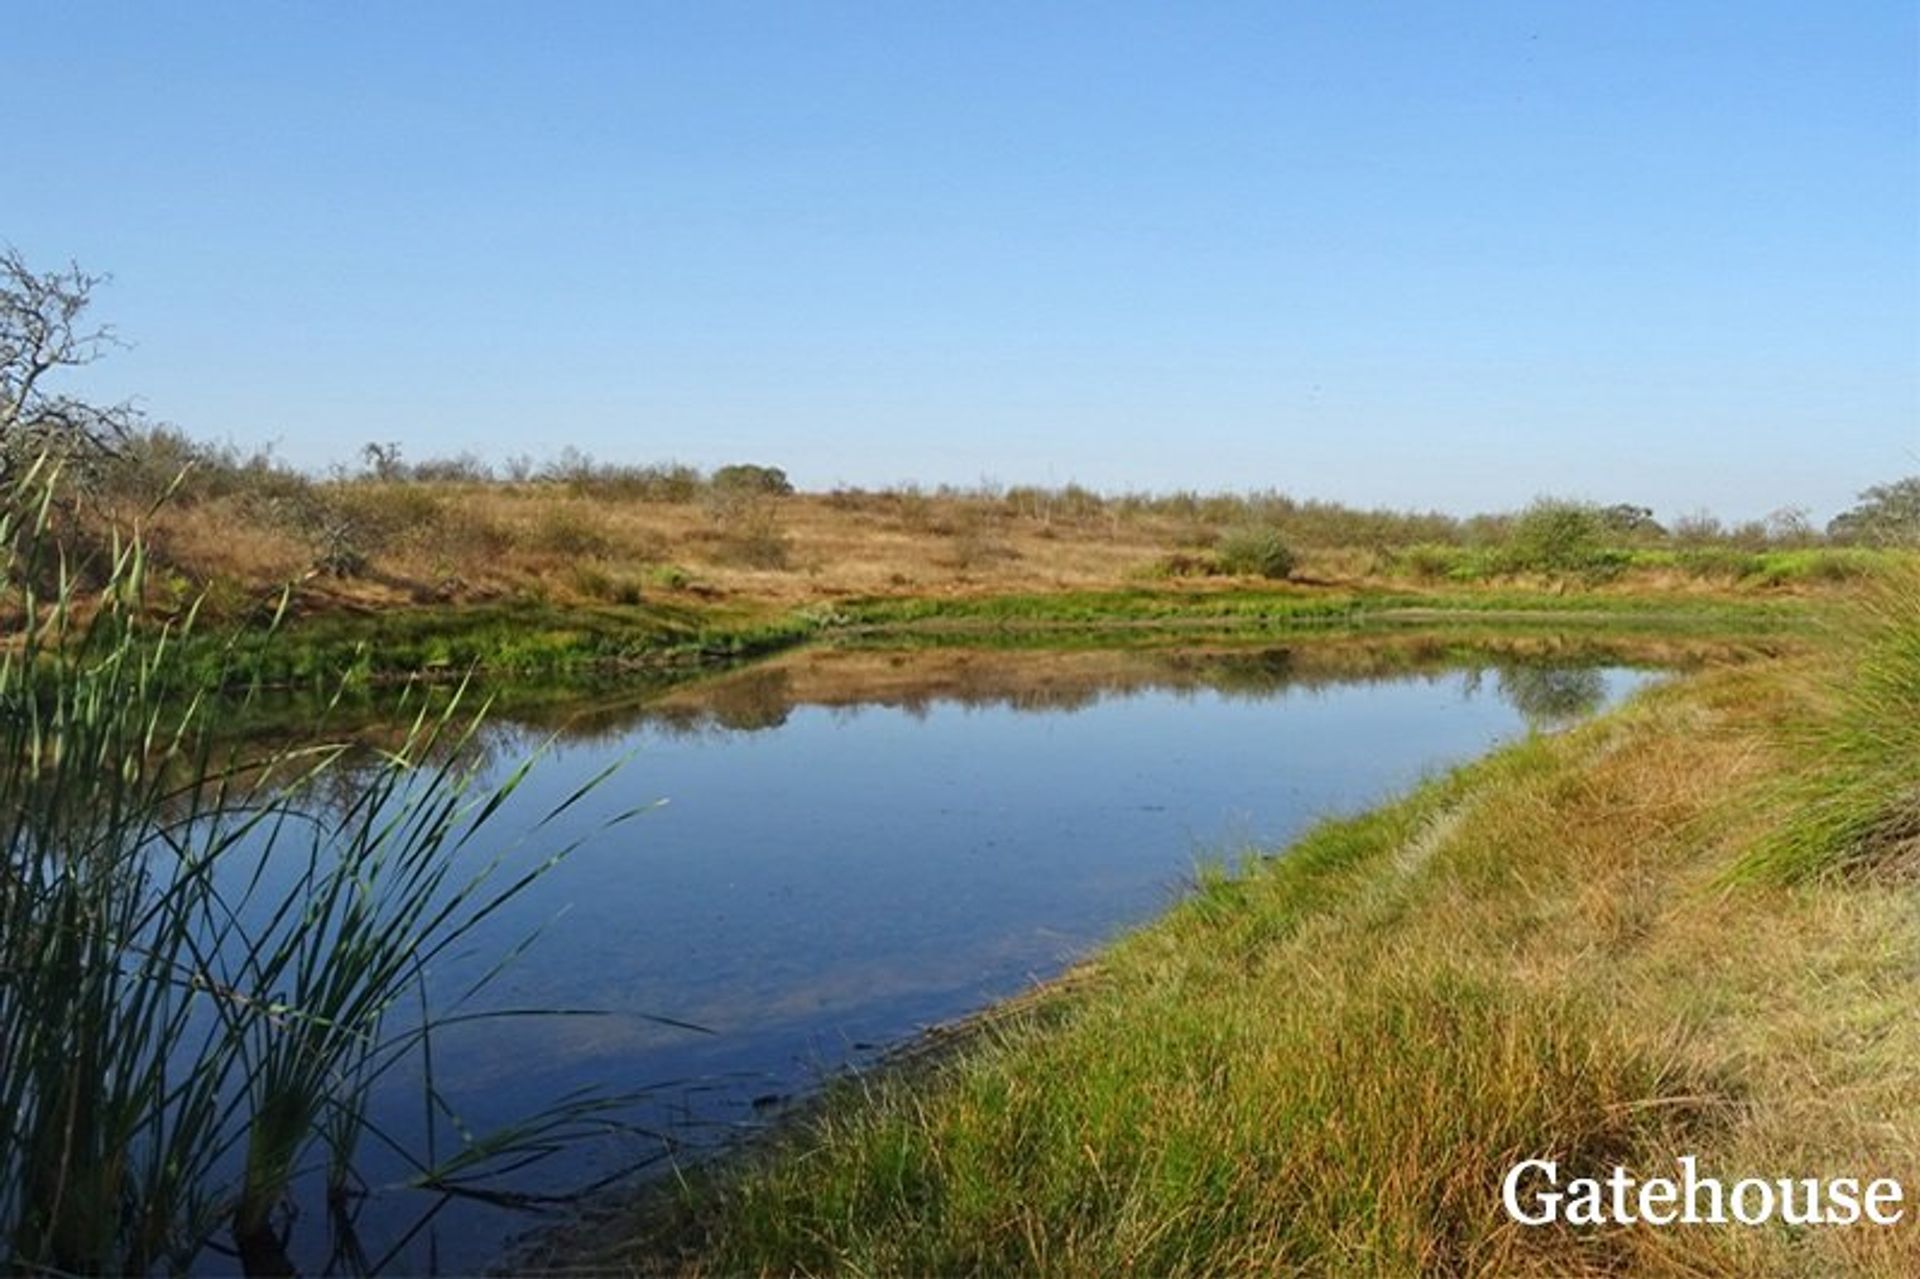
left=1480, top=664, right=1609, bottom=726
left=253, top=630, right=1750, bottom=768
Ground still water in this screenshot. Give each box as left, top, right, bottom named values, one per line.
left=272, top=641, right=1662, bottom=1271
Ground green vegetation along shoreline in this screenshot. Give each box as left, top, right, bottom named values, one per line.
left=185, top=582, right=1820, bottom=690
left=545, top=582, right=1920, bottom=1278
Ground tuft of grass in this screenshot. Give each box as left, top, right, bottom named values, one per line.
left=1736, top=574, right=1920, bottom=882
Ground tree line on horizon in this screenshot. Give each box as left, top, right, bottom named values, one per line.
left=7, top=243, right=1919, bottom=585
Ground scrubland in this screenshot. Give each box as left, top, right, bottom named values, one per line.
left=81, top=434, right=1902, bottom=630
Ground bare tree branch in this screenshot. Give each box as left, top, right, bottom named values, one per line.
left=1, top=245, right=136, bottom=481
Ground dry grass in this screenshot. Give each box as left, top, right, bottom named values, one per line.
left=121, top=483, right=1902, bottom=618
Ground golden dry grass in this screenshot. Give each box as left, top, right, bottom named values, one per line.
left=130, top=484, right=1892, bottom=617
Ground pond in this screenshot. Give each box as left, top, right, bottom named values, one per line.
left=256, top=638, right=1670, bottom=1272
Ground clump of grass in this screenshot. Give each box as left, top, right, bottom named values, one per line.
left=570, top=560, right=646, bottom=604
left=649, top=563, right=694, bottom=591
left=1395, top=542, right=1468, bottom=583
left=0, top=461, right=635, bottom=1273
left=1737, top=573, right=1920, bottom=881
left=1142, top=550, right=1223, bottom=580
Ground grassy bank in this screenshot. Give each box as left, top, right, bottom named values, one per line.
left=176, top=582, right=1816, bottom=690
left=180, top=597, right=819, bottom=688
left=597, top=585, right=1920, bottom=1276
left=830, top=585, right=1816, bottom=634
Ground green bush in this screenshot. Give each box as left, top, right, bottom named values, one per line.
left=1504, top=500, right=1604, bottom=571
left=1215, top=526, right=1297, bottom=580
left=711, top=463, right=794, bottom=497
left=1493, top=500, right=1630, bottom=581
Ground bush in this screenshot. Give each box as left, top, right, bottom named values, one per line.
left=103, top=426, right=310, bottom=510
left=1215, top=526, right=1297, bottom=579
left=1672, top=547, right=1764, bottom=582
left=1504, top=500, right=1605, bottom=572
left=540, top=448, right=705, bottom=502
left=1493, top=500, right=1631, bottom=581
left=404, top=451, right=494, bottom=483
left=711, top=463, right=793, bottom=497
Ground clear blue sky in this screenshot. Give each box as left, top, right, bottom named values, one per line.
left=4, top=2, right=1914, bottom=520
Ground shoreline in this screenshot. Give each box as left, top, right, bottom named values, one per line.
left=169, top=582, right=1815, bottom=691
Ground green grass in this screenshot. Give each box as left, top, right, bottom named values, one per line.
left=1391, top=543, right=1902, bottom=589
left=833, top=585, right=1815, bottom=633
left=167, top=598, right=820, bottom=689
left=1735, top=574, right=1920, bottom=882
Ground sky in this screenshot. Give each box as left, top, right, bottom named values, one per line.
left=2, top=2, right=1914, bottom=522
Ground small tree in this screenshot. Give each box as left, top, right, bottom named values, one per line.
left=0, top=247, right=136, bottom=481
left=1763, top=506, right=1816, bottom=547
left=360, top=440, right=404, bottom=480
left=1599, top=503, right=1663, bottom=541
left=1507, top=500, right=1606, bottom=571
left=1828, top=477, right=1920, bottom=547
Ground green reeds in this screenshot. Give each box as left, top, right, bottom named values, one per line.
left=0, top=460, right=633, bottom=1273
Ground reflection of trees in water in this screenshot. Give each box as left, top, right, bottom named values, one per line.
left=228, top=639, right=1654, bottom=765
left=1479, top=664, right=1609, bottom=727
left=530, top=645, right=1629, bottom=739
left=699, top=666, right=794, bottom=731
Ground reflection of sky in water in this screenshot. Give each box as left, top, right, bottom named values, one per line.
left=280, top=659, right=1652, bottom=1273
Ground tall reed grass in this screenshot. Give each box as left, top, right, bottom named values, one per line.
left=0, top=461, right=633, bottom=1274
left=1738, top=571, right=1920, bottom=882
